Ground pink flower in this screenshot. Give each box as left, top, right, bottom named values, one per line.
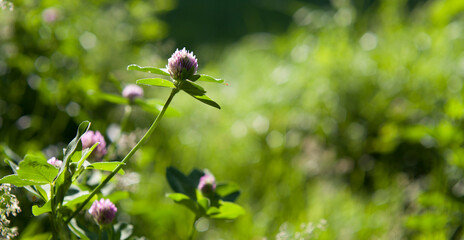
left=122, top=84, right=143, bottom=101
left=198, top=171, right=216, bottom=194
left=166, top=48, right=198, bottom=81
left=47, top=157, right=62, bottom=168
left=81, top=131, right=107, bottom=161
left=89, top=198, right=117, bottom=225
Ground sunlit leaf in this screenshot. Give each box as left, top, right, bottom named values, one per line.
left=35, top=185, right=49, bottom=202
left=137, top=78, right=176, bottom=88
left=181, top=80, right=206, bottom=95
left=68, top=219, right=91, bottom=240
left=166, top=193, right=200, bottom=215
left=32, top=200, right=52, bottom=216
left=0, top=175, right=45, bottom=186
left=73, top=143, right=99, bottom=169
left=196, top=190, right=210, bottom=211
left=207, top=201, right=245, bottom=220
left=63, top=191, right=92, bottom=208
left=186, top=93, right=221, bottom=109
left=216, top=182, right=241, bottom=202
left=17, top=155, right=59, bottom=184
left=127, top=64, right=170, bottom=76
left=86, top=162, right=125, bottom=175
left=206, top=206, right=220, bottom=215
left=0, top=152, right=48, bottom=196
left=179, top=81, right=220, bottom=108
left=193, top=74, right=226, bottom=85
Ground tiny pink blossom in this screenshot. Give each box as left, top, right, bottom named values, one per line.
left=198, top=171, right=216, bottom=194
left=81, top=130, right=107, bottom=161
left=47, top=157, right=62, bottom=168
left=122, top=84, right=144, bottom=101
left=89, top=198, right=117, bottom=225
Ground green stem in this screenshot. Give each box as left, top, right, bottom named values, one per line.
left=108, top=225, right=114, bottom=240
left=188, top=216, right=198, bottom=240
left=66, top=88, right=179, bottom=224
left=49, top=215, right=58, bottom=240
left=50, top=183, right=59, bottom=239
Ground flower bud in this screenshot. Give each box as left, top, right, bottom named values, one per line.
left=89, top=198, right=117, bottom=225
left=81, top=130, right=107, bottom=161
left=167, top=48, right=198, bottom=81
left=122, top=84, right=143, bottom=101
left=47, top=157, right=62, bottom=168
left=198, top=172, right=216, bottom=195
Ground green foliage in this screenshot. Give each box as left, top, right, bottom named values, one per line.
left=127, top=64, right=170, bottom=76
left=166, top=167, right=244, bottom=220
left=192, top=75, right=226, bottom=85
left=0, top=121, right=138, bottom=238
left=3, top=0, right=464, bottom=239
left=32, top=201, right=51, bottom=216
left=0, top=155, right=58, bottom=186
left=207, top=201, right=245, bottom=220
left=136, top=78, right=176, bottom=89
left=128, top=63, right=223, bottom=109
left=180, top=81, right=221, bottom=109
left=86, top=162, right=125, bottom=175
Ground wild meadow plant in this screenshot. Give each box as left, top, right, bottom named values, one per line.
left=0, top=48, right=244, bottom=239
left=0, top=184, right=20, bottom=239
left=0, top=0, right=13, bottom=11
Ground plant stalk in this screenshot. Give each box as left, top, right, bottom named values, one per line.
left=50, top=183, right=59, bottom=239
left=188, top=216, right=199, bottom=240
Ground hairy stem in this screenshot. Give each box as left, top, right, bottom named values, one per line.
left=66, top=88, right=179, bottom=224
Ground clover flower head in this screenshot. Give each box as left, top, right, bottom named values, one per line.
left=89, top=198, right=117, bottom=225
left=81, top=130, right=107, bottom=161
left=167, top=48, right=198, bottom=81
left=122, top=84, right=144, bottom=101
left=47, top=157, right=62, bottom=168
left=198, top=171, right=216, bottom=194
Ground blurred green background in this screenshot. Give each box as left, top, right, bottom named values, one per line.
left=2, top=0, right=464, bottom=239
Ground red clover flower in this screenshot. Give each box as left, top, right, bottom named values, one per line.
left=122, top=84, right=144, bottom=101
left=167, top=48, right=198, bottom=81
left=88, top=198, right=117, bottom=225
left=81, top=130, right=107, bottom=161
left=198, top=171, right=216, bottom=195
